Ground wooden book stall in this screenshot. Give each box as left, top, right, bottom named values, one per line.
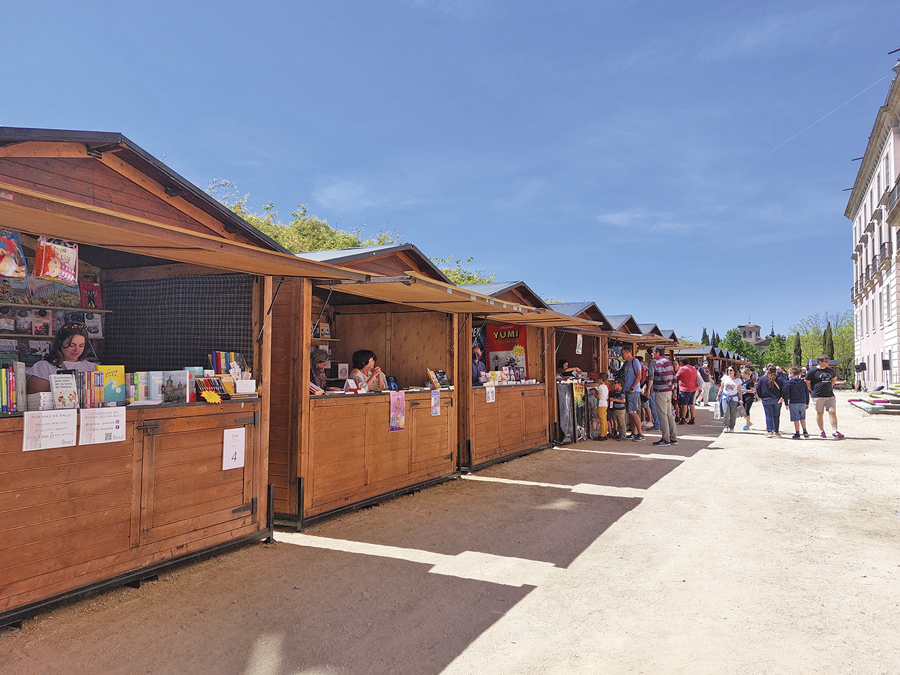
left=0, top=128, right=357, bottom=626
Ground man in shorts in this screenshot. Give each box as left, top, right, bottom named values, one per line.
left=805, top=355, right=843, bottom=439
left=620, top=347, right=644, bottom=441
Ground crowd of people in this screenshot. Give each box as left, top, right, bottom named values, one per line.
left=585, top=350, right=844, bottom=445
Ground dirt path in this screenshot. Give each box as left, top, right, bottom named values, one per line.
left=2, top=392, right=899, bottom=674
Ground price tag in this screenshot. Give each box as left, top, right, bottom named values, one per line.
left=222, top=427, right=246, bottom=470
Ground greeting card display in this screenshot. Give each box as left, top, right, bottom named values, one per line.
left=34, top=237, right=78, bottom=285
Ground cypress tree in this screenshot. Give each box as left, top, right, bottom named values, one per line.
left=824, top=321, right=834, bottom=360
left=701, top=327, right=709, bottom=345
left=792, top=333, right=802, bottom=367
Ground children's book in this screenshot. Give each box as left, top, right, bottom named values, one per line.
left=32, top=309, right=51, bottom=336
left=96, top=365, right=125, bottom=404
left=14, top=309, right=31, bottom=334
left=83, top=312, right=103, bottom=339
left=79, top=282, right=103, bottom=310
left=50, top=373, right=79, bottom=409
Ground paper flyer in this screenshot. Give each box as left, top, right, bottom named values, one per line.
left=485, top=385, right=496, bottom=403
left=23, top=409, right=78, bottom=451
left=389, top=391, right=406, bottom=431
left=79, top=407, right=127, bottom=445
left=431, top=389, right=440, bottom=416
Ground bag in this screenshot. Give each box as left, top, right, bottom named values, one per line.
left=34, top=237, right=78, bottom=285
left=640, top=363, right=648, bottom=386
left=713, top=398, right=722, bottom=420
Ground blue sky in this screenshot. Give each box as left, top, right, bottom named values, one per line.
left=2, top=1, right=897, bottom=341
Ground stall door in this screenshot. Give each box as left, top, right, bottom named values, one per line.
left=522, top=388, right=549, bottom=450
left=137, top=410, right=257, bottom=546
left=410, top=395, right=454, bottom=473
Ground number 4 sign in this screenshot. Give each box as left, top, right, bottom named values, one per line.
left=222, top=427, right=246, bottom=470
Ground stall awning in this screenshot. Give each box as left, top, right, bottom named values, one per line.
left=482, top=310, right=600, bottom=329
left=0, top=183, right=367, bottom=280
left=314, top=271, right=542, bottom=314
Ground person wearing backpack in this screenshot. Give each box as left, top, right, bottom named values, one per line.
left=674, top=357, right=699, bottom=425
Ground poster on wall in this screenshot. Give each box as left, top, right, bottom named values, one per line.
left=485, top=324, right=528, bottom=379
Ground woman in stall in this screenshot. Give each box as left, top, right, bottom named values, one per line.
left=310, top=349, right=330, bottom=391
left=557, top=359, right=583, bottom=378
left=26, top=323, right=96, bottom=394
left=350, top=349, right=388, bottom=392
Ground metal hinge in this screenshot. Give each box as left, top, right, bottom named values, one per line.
left=137, top=420, right=159, bottom=435
left=235, top=412, right=259, bottom=426
left=444, top=453, right=452, bottom=460
left=233, top=497, right=257, bottom=515
left=410, top=401, right=421, bottom=407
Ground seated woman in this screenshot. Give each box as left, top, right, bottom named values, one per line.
left=557, top=359, right=583, bottom=378
left=26, top=323, right=96, bottom=394
left=310, top=349, right=330, bottom=391
left=350, top=349, right=388, bottom=393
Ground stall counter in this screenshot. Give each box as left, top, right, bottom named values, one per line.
left=469, top=382, right=549, bottom=470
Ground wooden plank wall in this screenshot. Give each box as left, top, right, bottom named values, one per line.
left=0, top=158, right=220, bottom=238
left=268, top=278, right=299, bottom=514
left=469, top=384, right=549, bottom=467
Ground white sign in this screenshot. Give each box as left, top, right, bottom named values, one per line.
left=23, top=409, right=78, bottom=452
left=575, top=333, right=583, bottom=356
left=79, top=407, right=127, bottom=445
left=235, top=379, right=256, bottom=394
left=485, top=385, right=496, bottom=403
left=222, top=427, right=246, bottom=470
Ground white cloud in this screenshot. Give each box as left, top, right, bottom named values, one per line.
left=596, top=208, right=696, bottom=233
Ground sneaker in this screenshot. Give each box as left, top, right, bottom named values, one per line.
left=747, top=421, right=752, bottom=427
left=687, top=418, right=695, bottom=425
left=832, top=431, right=844, bottom=439
left=669, top=440, right=678, bottom=445
left=802, top=430, right=809, bottom=438
left=642, top=422, right=653, bottom=429
left=743, top=425, right=750, bottom=431
left=651, top=426, right=660, bottom=431
left=819, top=431, right=826, bottom=438
left=632, top=434, right=645, bottom=441
left=723, top=428, right=730, bottom=433
left=792, top=432, right=800, bottom=439
left=774, top=432, right=782, bottom=438
left=765, top=432, right=773, bottom=438
left=652, top=440, right=670, bottom=447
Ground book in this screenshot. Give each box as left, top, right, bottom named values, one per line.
left=434, top=370, right=451, bottom=387
left=162, top=370, right=190, bottom=403
left=135, top=372, right=149, bottom=401
left=15, top=361, right=25, bottom=411
left=14, top=309, right=31, bottom=334
left=50, top=373, right=79, bottom=409
left=26, top=392, right=54, bottom=411
left=84, top=312, right=103, bottom=339
left=79, top=282, right=103, bottom=310
left=426, top=369, right=441, bottom=390
left=32, top=309, right=51, bottom=336
left=148, top=371, right=164, bottom=401
left=97, top=365, right=126, bottom=404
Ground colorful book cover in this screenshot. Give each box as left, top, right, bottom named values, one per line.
left=79, top=282, right=103, bottom=310
left=83, top=312, right=103, bottom=339
left=32, top=309, right=51, bottom=336
left=0, top=230, right=28, bottom=278
left=50, top=373, right=79, bottom=409
left=97, top=365, right=125, bottom=403
left=14, top=309, right=32, bottom=334
left=1, top=367, right=7, bottom=412
left=148, top=371, right=164, bottom=401
left=136, top=372, right=149, bottom=401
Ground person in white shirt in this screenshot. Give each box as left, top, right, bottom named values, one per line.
left=26, top=323, right=96, bottom=394
left=592, top=373, right=610, bottom=440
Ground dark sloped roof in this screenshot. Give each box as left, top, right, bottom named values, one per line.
left=298, top=243, right=450, bottom=283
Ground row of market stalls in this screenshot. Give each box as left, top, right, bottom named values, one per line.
left=0, top=126, right=719, bottom=626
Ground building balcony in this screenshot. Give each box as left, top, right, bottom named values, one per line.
left=881, top=241, right=892, bottom=270
left=851, top=250, right=858, bottom=261
left=872, top=207, right=883, bottom=223
left=865, top=219, right=875, bottom=233
left=859, top=232, right=869, bottom=246
left=887, top=180, right=900, bottom=224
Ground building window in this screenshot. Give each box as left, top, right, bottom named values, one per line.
left=879, top=291, right=884, bottom=326
left=888, top=284, right=893, bottom=323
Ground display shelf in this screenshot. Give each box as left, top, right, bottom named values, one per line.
left=0, top=333, right=104, bottom=340
left=0, top=302, right=111, bottom=314
left=310, top=337, right=340, bottom=342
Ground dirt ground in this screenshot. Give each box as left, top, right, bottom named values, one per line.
left=2, top=391, right=899, bottom=674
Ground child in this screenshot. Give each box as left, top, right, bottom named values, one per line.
left=592, top=373, right=609, bottom=440
left=783, top=366, right=810, bottom=438
left=609, top=380, right=627, bottom=441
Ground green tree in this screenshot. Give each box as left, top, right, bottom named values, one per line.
left=207, top=179, right=400, bottom=253
left=761, top=335, right=791, bottom=369
left=789, top=311, right=854, bottom=382
left=710, top=331, right=719, bottom=348
left=429, top=256, right=495, bottom=285
left=719, top=328, right=763, bottom=366
left=700, top=327, right=709, bottom=345
left=791, top=333, right=802, bottom=367
left=823, top=321, right=834, bottom=360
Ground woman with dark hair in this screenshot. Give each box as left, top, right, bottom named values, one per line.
left=757, top=365, right=784, bottom=438
left=26, top=322, right=95, bottom=394
left=740, top=366, right=756, bottom=431
left=310, top=349, right=330, bottom=391
left=557, top=359, right=582, bottom=377
left=350, top=349, right=387, bottom=392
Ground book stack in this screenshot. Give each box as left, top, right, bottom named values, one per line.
left=26, top=392, right=54, bottom=411
left=0, top=360, right=25, bottom=412
left=69, top=370, right=105, bottom=408
left=208, top=351, right=246, bottom=374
